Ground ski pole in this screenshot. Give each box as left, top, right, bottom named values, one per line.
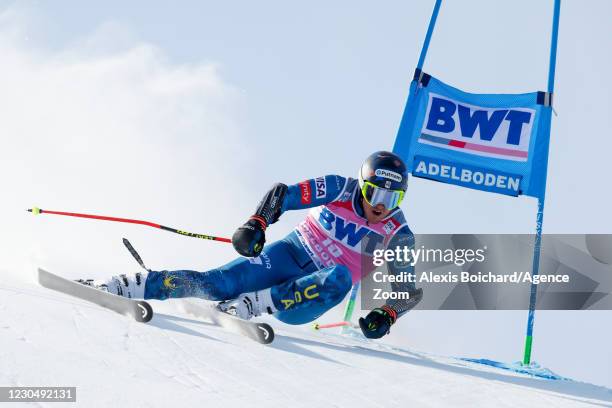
left=313, top=321, right=351, bottom=330
left=27, top=207, right=232, bottom=243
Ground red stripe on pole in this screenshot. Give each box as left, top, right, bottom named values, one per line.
left=41, top=210, right=163, bottom=229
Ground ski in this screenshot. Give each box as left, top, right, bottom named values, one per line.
left=180, top=300, right=274, bottom=344
left=38, top=268, right=153, bottom=323
left=119, top=239, right=273, bottom=343
left=36, top=267, right=270, bottom=344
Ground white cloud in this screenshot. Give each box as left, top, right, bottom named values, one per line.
left=0, top=8, right=251, bottom=281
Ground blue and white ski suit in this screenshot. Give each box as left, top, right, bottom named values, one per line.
left=145, top=175, right=420, bottom=324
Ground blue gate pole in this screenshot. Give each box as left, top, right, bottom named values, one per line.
left=522, top=0, right=561, bottom=366
left=393, top=0, right=442, bottom=154
left=416, top=0, right=443, bottom=70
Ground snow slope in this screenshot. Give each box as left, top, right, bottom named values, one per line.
left=1, top=271, right=610, bottom=408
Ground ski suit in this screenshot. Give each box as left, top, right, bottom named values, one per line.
left=144, top=175, right=421, bottom=324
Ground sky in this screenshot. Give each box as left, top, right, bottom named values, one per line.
left=0, top=0, right=610, bottom=387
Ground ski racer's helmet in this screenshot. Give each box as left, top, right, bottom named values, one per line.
left=358, top=151, right=408, bottom=210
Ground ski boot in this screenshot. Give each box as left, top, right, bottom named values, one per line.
left=76, top=272, right=147, bottom=299
left=217, top=288, right=276, bottom=320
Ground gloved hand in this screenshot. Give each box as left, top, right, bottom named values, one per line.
left=358, top=306, right=397, bottom=339
left=232, top=216, right=266, bottom=258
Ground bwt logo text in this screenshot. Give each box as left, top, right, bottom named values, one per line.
left=420, top=94, right=535, bottom=160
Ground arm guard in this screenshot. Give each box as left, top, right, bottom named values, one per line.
left=250, top=183, right=288, bottom=229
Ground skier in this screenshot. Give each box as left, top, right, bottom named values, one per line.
left=88, top=151, right=422, bottom=339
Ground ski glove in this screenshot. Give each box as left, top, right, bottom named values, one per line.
left=359, top=306, right=397, bottom=339
left=232, top=217, right=266, bottom=258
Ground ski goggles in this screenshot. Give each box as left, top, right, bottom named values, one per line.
left=360, top=180, right=405, bottom=210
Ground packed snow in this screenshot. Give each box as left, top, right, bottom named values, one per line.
left=1, top=269, right=610, bottom=408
